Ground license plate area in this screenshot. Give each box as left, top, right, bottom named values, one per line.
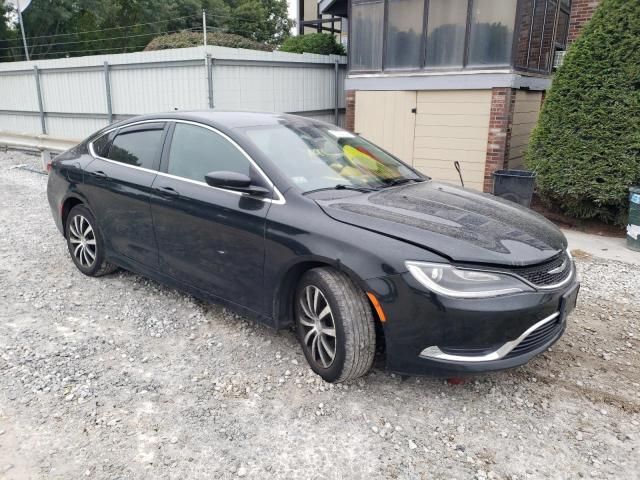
left=560, top=283, right=580, bottom=320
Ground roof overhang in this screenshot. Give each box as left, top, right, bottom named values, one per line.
left=318, top=0, right=348, bottom=17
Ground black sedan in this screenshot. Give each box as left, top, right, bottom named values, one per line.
left=47, top=112, right=579, bottom=382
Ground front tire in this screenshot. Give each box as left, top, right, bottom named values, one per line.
left=295, top=267, right=376, bottom=383
left=65, top=205, right=117, bottom=277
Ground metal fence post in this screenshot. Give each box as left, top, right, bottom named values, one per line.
left=334, top=59, right=340, bottom=126
left=206, top=54, right=214, bottom=109
left=103, top=61, right=113, bottom=123
left=33, top=66, right=46, bottom=134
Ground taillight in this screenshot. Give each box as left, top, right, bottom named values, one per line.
left=46, top=161, right=53, bottom=173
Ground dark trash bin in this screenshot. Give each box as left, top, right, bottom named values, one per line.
left=492, top=169, right=536, bottom=207
left=627, top=186, right=640, bottom=251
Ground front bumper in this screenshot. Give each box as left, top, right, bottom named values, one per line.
left=365, top=269, right=579, bottom=376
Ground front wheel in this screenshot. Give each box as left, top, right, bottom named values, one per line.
left=295, top=267, right=376, bottom=383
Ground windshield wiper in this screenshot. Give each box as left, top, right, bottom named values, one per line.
left=304, top=184, right=376, bottom=195
left=380, top=177, right=425, bottom=188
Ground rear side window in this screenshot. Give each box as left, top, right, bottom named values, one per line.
left=108, top=129, right=164, bottom=170
left=91, top=132, right=112, bottom=157
left=167, top=123, right=250, bottom=183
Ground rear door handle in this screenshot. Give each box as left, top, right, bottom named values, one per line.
left=154, top=186, right=179, bottom=197
left=92, top=170, right=108, bottom=179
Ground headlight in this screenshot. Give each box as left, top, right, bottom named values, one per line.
left=405, top=261, right=534, bottom=298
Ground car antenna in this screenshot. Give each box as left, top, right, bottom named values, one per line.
left=454, top=161, right=465, bottom=188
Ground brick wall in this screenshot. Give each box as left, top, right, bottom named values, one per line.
left=483, top=88, right=516, bottom=193
left=568, top=0, right=600, bottom=45
left=344, top=90, right=356, bottom=132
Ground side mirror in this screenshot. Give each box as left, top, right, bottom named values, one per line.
left=204, top=171, right=270, bottom=197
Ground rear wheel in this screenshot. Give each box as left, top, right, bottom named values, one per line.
left=65, top=205, right=117, bottom=277
left=295, top=267, right=376, bottom=383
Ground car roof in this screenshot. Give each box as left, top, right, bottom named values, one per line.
left=114, top=110, right=324, bottom=130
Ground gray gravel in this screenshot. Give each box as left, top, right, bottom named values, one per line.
left=0, top=150, right=639, bottom=480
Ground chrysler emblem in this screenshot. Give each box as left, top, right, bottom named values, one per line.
left=547, top=259, right=568, bottom=275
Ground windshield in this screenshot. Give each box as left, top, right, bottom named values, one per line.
left=239, top=121, right=422, bottom=193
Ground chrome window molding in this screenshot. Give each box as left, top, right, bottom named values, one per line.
left=88, top=118, right=286, bottom=205
left=420, top=311, right=560, bottom=363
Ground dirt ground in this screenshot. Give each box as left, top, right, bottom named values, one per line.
left=0, top=150, right=639, bottom=480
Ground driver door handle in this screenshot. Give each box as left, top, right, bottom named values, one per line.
left=154, top=185, right=179, bottom=197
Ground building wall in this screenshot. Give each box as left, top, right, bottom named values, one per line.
left=483, top=88, right=515, bottom=192
left=508, top=90, right=543, bottom=169
left=299, top=0, right=343, bottom=40
left=568, top=0, right=601, bottom=44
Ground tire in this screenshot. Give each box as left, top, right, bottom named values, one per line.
left=65, top=204, right=117, bottom=277
left=295, top=267, right=376, bottom=383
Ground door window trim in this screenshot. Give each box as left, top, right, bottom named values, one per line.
left=88, top=119, right=286, bottom=205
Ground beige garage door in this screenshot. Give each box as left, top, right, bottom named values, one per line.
left=354, top=90, right=417, bottom=165
left=413, top=90, right=492, bottom=191
left=354, top=89, right=492, bottom=191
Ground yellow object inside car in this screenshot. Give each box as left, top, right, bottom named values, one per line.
left=340, top=145, right=398, bottom=180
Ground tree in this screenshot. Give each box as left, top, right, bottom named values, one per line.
left=280, top=33, right=345, bottom=56
left=0, top=4, right=20, bottom=62
left=0, top=0, right=293, bottom=62
left=525, top=0, right=640, bottom=225
left=226, top=0, right=292, bottom=45
left=145, top=31, right=272, bottom=51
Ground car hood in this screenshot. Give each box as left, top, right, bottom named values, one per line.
left=315, top=181, right=567, bottom=266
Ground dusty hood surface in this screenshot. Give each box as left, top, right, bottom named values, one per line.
left=316, top=181, right=567, bottom=266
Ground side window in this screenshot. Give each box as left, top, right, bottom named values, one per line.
left=107, top=129, right=164, bottom=170
left=167, top=123, right=250, bottom=183
left=91, top=132, right=112, bottom=157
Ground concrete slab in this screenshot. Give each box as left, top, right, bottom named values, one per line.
left=562, top=229, right=640, bottom=265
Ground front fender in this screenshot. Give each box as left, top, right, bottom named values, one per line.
left=264, top=199, right=448, bottom=327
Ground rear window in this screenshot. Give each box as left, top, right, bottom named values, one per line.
left=107, top=129, right=164, bottom=170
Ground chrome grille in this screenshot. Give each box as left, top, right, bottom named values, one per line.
left=511, top=252, right=572, bottom=287
left=505, top=315, right=563, bottom=358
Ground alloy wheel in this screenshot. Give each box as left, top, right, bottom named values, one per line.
left=68, top=214, right=97, bottom=268
left=298, top=285, right=337, bottom=368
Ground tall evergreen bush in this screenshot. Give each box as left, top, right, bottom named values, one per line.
left=526, top=0, right=640, bottom=224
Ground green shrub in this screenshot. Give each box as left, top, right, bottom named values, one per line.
left=525, top=0, right=640, bottom=225
left=145, top=31, right=273, bottom=52
left=280, top=33, right=345, bottom=56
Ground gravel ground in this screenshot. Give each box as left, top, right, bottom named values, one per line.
left=0, top=150, right=639, bottom=480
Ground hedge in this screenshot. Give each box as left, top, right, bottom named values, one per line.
left=525, top=0, right=640, bottom=225
left=280, top=33, right=345, bottom=56
left=145, top=31, right=272, bottom=52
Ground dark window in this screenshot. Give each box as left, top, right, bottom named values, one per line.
left=514, top=0, right=566, bottom=73
left=556, top=9, right=569, bottom=48
left=425, top=0, right=467, bottom=68
left=167, top=123, right=250, bottom=183
left=556, top=0, right=571, bottom=49
left=527, top=0, right=559, bottom=71
left=347, top=0, right=560, bottom=73
left=91, top=132, right=112, bottom=157
left=467, top=0, right=518, bottom=67
left=539, top=0, right=558, bottom=71
left=384, top=0, right=424, bottom=69
left=350, top=0, right=384, bottom=70
left=108, top=129, right=163, bottom=169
